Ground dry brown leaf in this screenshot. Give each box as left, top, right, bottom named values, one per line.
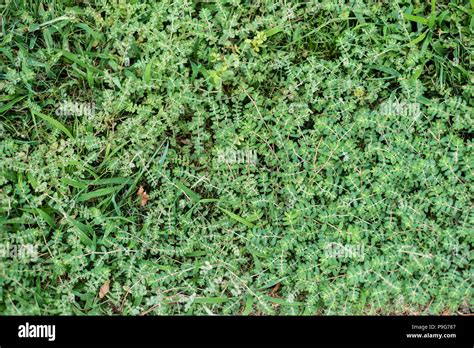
left=99, top=279, right=110, bottom=299
left=270, top=283, right=281, bottom=297
left=141, top=192, right=149, bottom=207
left=137, top=185, right=149, bottom=207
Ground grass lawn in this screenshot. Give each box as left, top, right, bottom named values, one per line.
left=0, top=0, right=472, bottom=315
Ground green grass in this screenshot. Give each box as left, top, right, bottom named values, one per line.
left=0, top=0, right=472, bottom=315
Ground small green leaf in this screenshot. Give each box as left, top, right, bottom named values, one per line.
left=143, top=60, right=153, bottom=83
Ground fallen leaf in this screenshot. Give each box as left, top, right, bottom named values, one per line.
left=141, top=192, right=149, bottom=207
left=99, top=279, right=110, bottom=299
left=270, top=283, right=281, bottom=297
left=137, top=185, right=149, bottom=206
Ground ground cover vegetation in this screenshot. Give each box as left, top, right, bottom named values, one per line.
left=0, top=0, right=472, bottom=315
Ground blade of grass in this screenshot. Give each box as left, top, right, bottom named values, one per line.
left=35, top=208, right=56, bottom=229
left=368, top=65, right=401, bottom=78
left=120, top=139, right=168, bottom=205
left=61, top=177, right=88, bottom=189
left=403, top=13, right=429, bottom=25
left=242, top=296, right=254, bottom=315
left=33, top=110, right=74, bottom=139
left=86, top=177, right=129, bottom=186
left=77, top=185, right=124, bottom=202
left=217, top=206, right=255, bottom=228
left=193, top=297, right=229, bottom=304
left=408, top=30, right=428, bottom=46
left=0, top=95, right=25, bottom=114
left=175, top=180, right=201, bottom=203
left=264, top=27, right=283, bottom=37
left=57, top=49, right=102, bottom=74
left=66, top=215, right=95, bottom=247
